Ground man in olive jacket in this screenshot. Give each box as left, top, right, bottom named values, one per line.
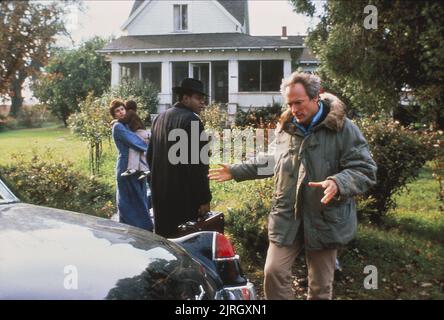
left=209, top=72, right=377, bottom=299
left=148, top=78, right=212, bottom=238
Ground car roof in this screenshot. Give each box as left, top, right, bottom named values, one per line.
left=0, top=202, right=203, bottom=299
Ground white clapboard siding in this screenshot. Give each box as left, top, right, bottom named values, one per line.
left=125, top=0, right=242, bottom=36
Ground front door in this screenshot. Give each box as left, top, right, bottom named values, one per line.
left=212, top=61, right=228, bottom=104
left=190, top=62, right=210, bottom=102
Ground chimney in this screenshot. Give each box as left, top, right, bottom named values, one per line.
left=281, top=26, right=288, bottom=40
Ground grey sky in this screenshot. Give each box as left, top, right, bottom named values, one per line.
left=61, top=0, right=318, bottom=46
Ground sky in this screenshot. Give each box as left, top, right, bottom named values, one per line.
left=61, top=0, right=319, bottom=47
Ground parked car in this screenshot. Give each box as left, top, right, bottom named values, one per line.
left=0, top=175, right=255, bottom=300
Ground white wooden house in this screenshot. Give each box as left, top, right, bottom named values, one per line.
left=98, top=0, right=318, bottom=114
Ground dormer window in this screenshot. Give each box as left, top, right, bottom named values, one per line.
left=174, top=4, right=188, bottom=31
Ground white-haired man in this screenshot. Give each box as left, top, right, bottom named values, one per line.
left=209, top=72, right=377, bottom=299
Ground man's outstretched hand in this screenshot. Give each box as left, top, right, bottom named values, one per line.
left=208, top=164, right=233, bottom=182
left=308, top=179, right=338, bottom=205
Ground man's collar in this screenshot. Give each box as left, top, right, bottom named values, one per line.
left=292, top=101, right=324, bottom=136
left=174, top=102, right=201, bottom=118
left=174, top=102, right=191, bottom=111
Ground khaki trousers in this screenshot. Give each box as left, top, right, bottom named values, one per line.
left=264, top=240, right=337, bottom=300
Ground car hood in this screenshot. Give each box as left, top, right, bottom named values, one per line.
left=0, top=203, right=213, bottom=299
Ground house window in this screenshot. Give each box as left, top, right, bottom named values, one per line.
left=172, top=62, right=188, bottom=88
left=174, top=4, right=188, bottom=31
left=239, top=60, right=284, bottom=92
left=261, top=60, right=284, bottom=91
left=119, top=63, right=139, bottom=82
left=239, top=61, right=260, bottom=92
left=141, top=63, right=161, bottom=90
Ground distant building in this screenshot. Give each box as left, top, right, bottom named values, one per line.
left=0, top=77, right=39, bottom=117
left=0, top=102, right=11, bottom=118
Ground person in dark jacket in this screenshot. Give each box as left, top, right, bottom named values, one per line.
left=147, top=78, right=212, bottom=238
left=209, top=72, right=377, bottom=299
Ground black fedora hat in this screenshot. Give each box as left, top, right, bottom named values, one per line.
left=172, top=78, right=208, bottom=96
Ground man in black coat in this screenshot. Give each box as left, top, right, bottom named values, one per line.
left=147, top=78, right=212, bottom=237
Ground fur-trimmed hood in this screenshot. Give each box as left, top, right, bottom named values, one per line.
left=280, top=92, right=346, bottom=134
left=318, top=92, right=346, bottom=132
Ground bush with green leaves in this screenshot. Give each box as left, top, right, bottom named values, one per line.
left=0, top=115, right=18, bottom=131
left=225, top=179, right=273, bottom=265
left=417, top=128, right=444, bottom=209
left=431, top=154, right=444, bottom=210
left=68, top=92, right=114, bottom=175
left=98, top=90, right=149, bottom=125
left=234, top=103, right=283, bottom=129
left=0, top=104, right=51, bottom=131
left=200, top=103, right=228, bottom=130
left=16, top=104, right=50, bottom=128
left=0, top=150, right=114, bottom=218
left=358, top=118, right=437, bottom=224
left=109, top=79, right=159, bottom=121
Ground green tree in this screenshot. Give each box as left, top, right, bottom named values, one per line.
left=33, top=37, right=111, bottom=126
left=67, top=92, right=112, bottom=176
left=0, top=1, right=78, bottom=116
left=290, top=0, right=444, bottom=128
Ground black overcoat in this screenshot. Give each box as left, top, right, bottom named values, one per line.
left=147, top=102, right=212, bottom=237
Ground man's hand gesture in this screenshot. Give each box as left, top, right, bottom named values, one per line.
left=308, top=179, right=339, bottom=205
left=208, top=164, right=233, bottom=182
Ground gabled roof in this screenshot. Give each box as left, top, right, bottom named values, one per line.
left=129, top=0, right=144, bottom=16
left=216, top=0, right=247, bottom=26
left=99, top=33, right=305, bottom=53
left=127, top=0, right=248, bottom=27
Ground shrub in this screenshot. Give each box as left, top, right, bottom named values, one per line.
left=420, top=129, right=444, bottom=209
left=200, top=103, right=228, bottom=130
left=0, top=115, right=4, bottom=131
left=16, top=104, right=50, bottom=128
left=98, top=90, right=149, bottom=126
left=358, top=118, right=436, bottom=224
left=225, top=179, right=273, bottom=265
left=234, top=103, right=283, bottom=129
left=0, top=150, right=115, bottom=218
left=110, top=79, right=159, bottom=121
left=68, top=92, right=115, bottom=176
left=431, top=156, right=444, bottom=211
left=0, top=115, right=16, bottom=131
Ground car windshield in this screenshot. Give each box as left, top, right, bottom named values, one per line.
left=0, top=176, right=20, bottom=204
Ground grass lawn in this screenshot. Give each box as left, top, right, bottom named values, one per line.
left=1, top=125, right=86, bottom=163
left=2, top=126, right=443, bottom=299
left=0, top=125, right=117, bottom=187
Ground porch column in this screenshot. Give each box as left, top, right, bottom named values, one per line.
left=158, top=61, right=171, bottom=113
left=228, top=60, right=238, bottom=116
left=111, top=61, right=120, bottom=87
left=283, top=59, right=292, bottom=78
